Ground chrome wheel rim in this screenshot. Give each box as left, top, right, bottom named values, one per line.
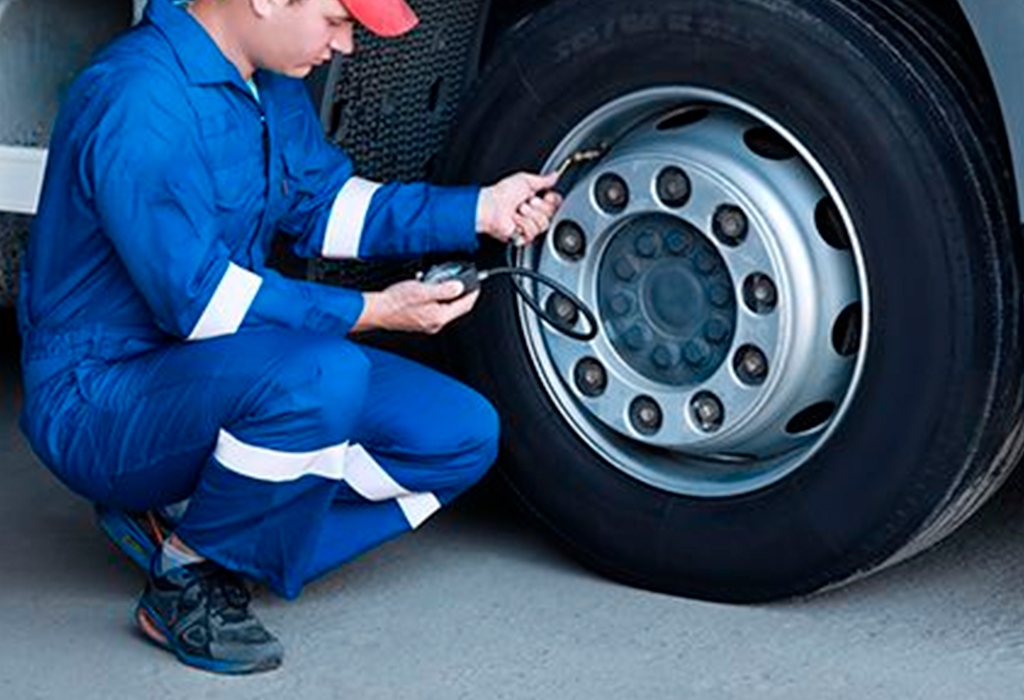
left=517, top=87, right=869, bottom=497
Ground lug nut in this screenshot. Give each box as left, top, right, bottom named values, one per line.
left=708, top=284, right=731, bottom=308
left=630, top=396, right=663, bottom=435
left=609, top=293, right=632, bottom=317
left=713, top=205, right=748, bottom=246
left=546, top=292, right=579, bottom=328
left=555, top=221, right=586, bottom=260
left=691, top=392, right=725, bottom=432
left=695, top=252, right=718, bottom=274
left=635, top=232, right=658, bottom=258
left=623, top=325, right=647, bottom=351
left=574, top=358, right=607, bottom=397
left=614, top=257, right=638, bottom=282
left=656, top=167, right=691, bottom=208
left=596, top=173, right=629, bottom=213
left=743, top=273, right=778, bottom=314
left=665, top=229, right=693, bottom=256
left=703, top=318, right=730, bottom=344
left=683, top=339, right=710, bottom=366
left=734, top=345, right=769, bottom=385
left=651, top=345, right=674, bottom=370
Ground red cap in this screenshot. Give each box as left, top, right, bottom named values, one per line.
left=343, top=0, right=419, bottom=37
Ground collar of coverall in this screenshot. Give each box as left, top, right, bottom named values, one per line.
left=344, top=0, right=420, bottom=37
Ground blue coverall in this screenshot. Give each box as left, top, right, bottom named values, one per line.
left=18, top=0, right=498, bottom=599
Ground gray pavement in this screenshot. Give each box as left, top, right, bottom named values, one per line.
left=5, top=307, right=1024, bottom=699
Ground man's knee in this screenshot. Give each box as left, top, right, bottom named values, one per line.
left=434, top=389, right=500, bottom=489
left=239, top=335, right=371, bottom=448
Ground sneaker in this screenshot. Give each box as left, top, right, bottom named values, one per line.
left=135, top=560, right=284, bottom=674
left=95, top=506, right=171, bottom=570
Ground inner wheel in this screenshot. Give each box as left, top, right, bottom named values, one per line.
left=520, top=88, right=867, bottom=497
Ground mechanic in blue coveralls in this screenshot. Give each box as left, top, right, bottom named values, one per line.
left=18, top=0, right=561, bottom=675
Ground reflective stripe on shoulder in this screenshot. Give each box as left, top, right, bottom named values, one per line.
left=322, top=177, right=381, bottom=259
left=187, top=263, right=262, bottom=341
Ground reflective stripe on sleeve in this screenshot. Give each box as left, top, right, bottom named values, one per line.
left=322, top=177, right=381, bottom=259
left=187, top=263, right=262, bottom=341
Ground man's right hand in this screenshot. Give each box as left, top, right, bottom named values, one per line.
left=350, top=279, right=479, bottom=334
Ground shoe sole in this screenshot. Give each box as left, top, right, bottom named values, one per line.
left=135, top=603, right=282, bottom=675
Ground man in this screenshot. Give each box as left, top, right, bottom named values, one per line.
left=18, top=0, right=560, bottom=675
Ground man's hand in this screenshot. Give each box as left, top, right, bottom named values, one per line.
left=350, top=279, right=479, bottom=334
left=477, top=172, right=563, bottom=246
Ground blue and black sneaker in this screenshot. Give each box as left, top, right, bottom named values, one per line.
left=136, top=559, right=284, bottom=674
left=95, top=506, right=171, bottom=570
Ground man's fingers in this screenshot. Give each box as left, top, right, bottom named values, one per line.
left=516, top=202, right=552, bottom=236
left=443, top=289, right=479, bottom=319
left=430, top=279, right=466, bottom=301
left=523, top=171, right=560, bottom=191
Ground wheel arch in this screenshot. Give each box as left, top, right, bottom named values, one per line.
left=953, top=0, right=1024, bottom=216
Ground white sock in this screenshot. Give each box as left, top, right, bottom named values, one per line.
left=155, top=536, right=204, bottom=576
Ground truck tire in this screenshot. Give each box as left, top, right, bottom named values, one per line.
left=439, top=0, right=1024, bottom=602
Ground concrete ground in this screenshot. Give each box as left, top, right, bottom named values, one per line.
left=5, top=306, right=1024, bottom=699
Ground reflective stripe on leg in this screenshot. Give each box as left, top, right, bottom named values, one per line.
left=213, top=429, right=441, bottom=529
left=213, top=429, right=347, bottom=482
left=345, top=444, right=442, bottom=529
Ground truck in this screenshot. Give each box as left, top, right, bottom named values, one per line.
left=3, top=0, right=1024, bottom=603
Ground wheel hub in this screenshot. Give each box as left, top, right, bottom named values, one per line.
left=598, top=214, right=736, bottom=386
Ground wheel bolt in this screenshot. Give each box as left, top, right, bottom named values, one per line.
left=743, top=273, right=777, bottom=314
left=656, top=167, right=691, bottom=208
left=623, top=325, right=647, bottom=351
left=555, top=221, right=586, bottom=260
left=683, top=339, right=709, bottom=366
left=691, top=392, right=725, bottom=432
left=734, top=345, right=769, bottom=385
left=665, top=229, right=692, bottom=256
left=708, top=284, right=730, bottom=307
left=635, top=232, right=658, bottom=258
left=695, top=252, right=718, bottom=274
left=546, top=292, right=578, bottom=328
left=713, top=205, right=748, bottom=246
left=609, top=293, right=632, bottom=317
left=703, top=318, right=729, bottom=344
left=574, top=358, right=607, bottom=397
left=651, top=345, right=674, bottom=370
left=614, top=257, right=638, bottom=282
left=630, top=396, right=663, bottom=435
left=596, top=173, right=629, bottom=213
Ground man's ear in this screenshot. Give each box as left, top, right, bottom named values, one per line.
left=249, top=0, right=282, bottom=20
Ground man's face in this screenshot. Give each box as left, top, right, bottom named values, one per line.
left=253, top=0, right=355, bottom=78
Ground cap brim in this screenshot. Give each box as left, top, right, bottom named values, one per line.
left=344, top=0, right=420, bottom=37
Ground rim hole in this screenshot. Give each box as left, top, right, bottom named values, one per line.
left=595, top=173, right=629, bottom=214
left=743, top=126, right=797, bottom=160
left=815, top=197, right=851, bottom=250
left=832, top=302, right=862, bottom=356
left=554, top=220, right=586, bottom=260
left=786, top=402, right=836, bottom=434
left=629, top=396, right=663, bottom=435
left=657, top=108, right=709, bottom=131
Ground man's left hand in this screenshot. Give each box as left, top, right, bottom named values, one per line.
left=477, top=172, right=563, bottom=246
